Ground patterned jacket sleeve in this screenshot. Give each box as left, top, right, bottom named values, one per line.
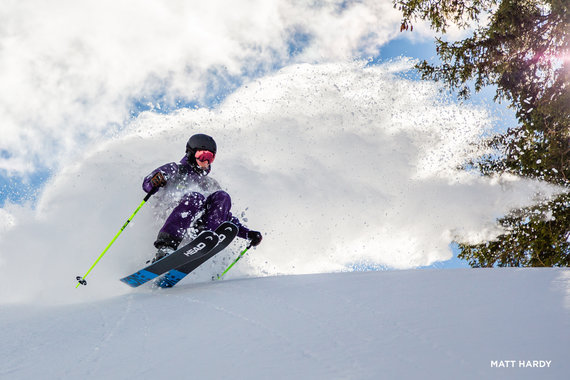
left=142, top=162, right=179, bottom=193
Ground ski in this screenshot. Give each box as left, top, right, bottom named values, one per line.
left=120, top=230, right=219, bottom=288
left=156, top=221, right=239, bottom=288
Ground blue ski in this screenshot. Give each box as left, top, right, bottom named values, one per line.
left=120, top=230, right=219, bottom=288
left=156, top=222, right=238, bottom=288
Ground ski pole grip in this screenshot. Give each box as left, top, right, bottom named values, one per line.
left=144, top=187, right=159, bottom=202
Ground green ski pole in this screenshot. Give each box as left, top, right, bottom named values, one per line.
left=76, top=189, right=156, bottom=288
left=216, top=243, right=253, bottom=280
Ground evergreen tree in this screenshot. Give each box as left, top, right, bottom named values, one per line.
left=394, top=0, right=569, bottom=266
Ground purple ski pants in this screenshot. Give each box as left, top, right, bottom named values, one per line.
left=155, top=190, right=232, bottom=249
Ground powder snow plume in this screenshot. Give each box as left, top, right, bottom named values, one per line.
left=0, top=61, right=562, bottom=304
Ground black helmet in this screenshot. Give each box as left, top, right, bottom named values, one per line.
left=186, top=133, right=217, bottom=155
left=186, top=134, right=217, bottom=172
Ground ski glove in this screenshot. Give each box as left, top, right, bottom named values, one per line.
left=150, top=172, right=167, bottom=189
left=247, top=231, right=263, bottom=247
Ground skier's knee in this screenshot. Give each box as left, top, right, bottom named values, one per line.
left=208, top=190, right=231, bottom=207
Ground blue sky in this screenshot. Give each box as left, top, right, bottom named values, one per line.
left=0, top=169, right=51, bottom=206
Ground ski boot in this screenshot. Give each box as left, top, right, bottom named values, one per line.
left=146, top=246, right=175, bottom=265
left=147, top=231, right=182, bottom=264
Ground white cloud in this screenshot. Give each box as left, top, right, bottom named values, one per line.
left=0, top=0, right=412, bottom=176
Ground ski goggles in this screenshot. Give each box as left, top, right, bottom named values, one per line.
left=195, top=150, right=215, bottom=164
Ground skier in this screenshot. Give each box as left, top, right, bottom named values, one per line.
left=142, top=133, right=262, bottom=263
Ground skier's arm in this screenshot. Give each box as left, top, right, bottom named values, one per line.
left=230, top=216, right=263, bottom=246
left=230, top=215, right=250, bottom=239
left=142, top=162, right=179, bottom=193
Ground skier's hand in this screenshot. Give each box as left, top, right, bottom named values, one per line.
left=150, top=172, right=167, bottom=189
left=247, top=231, right=263, bottom=247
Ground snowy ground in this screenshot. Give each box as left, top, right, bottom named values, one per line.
left=1, top=268, right=568, bottom=379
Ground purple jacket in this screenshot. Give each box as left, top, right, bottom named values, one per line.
left=143, top=156, right=250, bottom=238
left=142, top=156, right=221, bottom=194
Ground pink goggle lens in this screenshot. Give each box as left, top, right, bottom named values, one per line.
left=195, top=150, right=215, bottom=164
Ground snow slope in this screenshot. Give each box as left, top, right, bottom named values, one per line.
left=1, top=269, right=568, bottom=379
